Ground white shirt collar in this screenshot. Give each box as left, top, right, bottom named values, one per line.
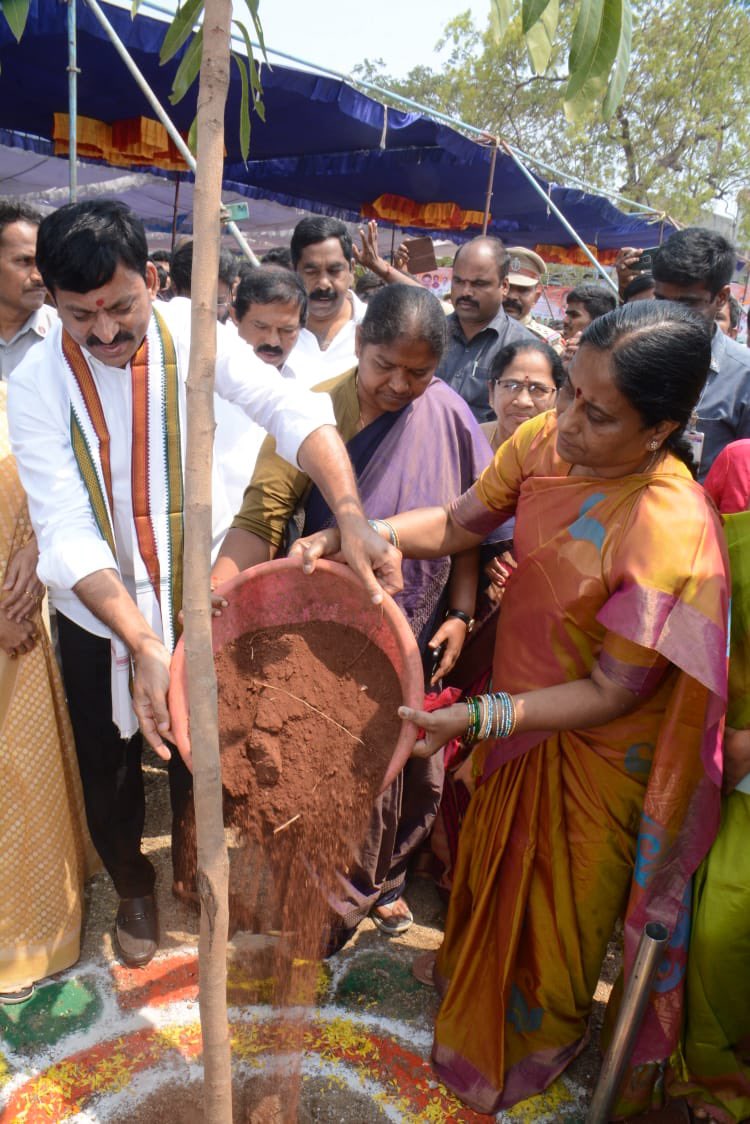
left=0, top=303, right=56, bottom=347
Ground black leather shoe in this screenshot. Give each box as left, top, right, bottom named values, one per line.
left=114, top=894, right=158, bottom=968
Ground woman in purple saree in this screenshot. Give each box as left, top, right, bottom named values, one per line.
left=213, top=283, right=495, bottom=940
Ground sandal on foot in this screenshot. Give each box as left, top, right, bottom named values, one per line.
left=371, top=900, right=414, bottom=935
left=412, top=952, right=437, bottom=987
left=0, top=984, right=35, bottom=1005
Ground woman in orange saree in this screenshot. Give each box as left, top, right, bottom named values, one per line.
left=291, top=301, right=730, bottom=1115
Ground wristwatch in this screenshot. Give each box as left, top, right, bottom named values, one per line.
left=445, top=608, right=475, bottom=633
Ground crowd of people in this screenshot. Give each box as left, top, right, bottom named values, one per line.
left=0, top=195, right=748, bottom=1123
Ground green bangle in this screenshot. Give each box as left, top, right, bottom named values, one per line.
left=466, top=696, right=480, bottom=742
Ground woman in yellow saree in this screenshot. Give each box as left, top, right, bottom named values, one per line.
left=291, top=301, right=730, bottom=1115
left=0, top=381, right=90, bottom=1002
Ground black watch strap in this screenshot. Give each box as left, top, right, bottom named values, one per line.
left=445, top=608, right=474, bottom=631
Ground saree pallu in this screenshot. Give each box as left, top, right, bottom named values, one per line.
left=0, top=385, right=91, bottom=991
left=666, top=511, right=750, bottom=1123
left=433, top=412, right=728, bottom=1115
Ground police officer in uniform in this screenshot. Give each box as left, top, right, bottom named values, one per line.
left=502, top=247, right=563, bottom=354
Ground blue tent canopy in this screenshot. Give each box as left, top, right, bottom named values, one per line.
left=0, top=0, right=671, bottom=249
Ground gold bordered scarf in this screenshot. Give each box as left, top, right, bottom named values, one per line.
left=62, top=306, right=183, bottom=738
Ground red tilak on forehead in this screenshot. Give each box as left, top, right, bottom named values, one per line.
left=575, top=386, right=583, bottom=399
left=96, top=298, right=104, bottom=307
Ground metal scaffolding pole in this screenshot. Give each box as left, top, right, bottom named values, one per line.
left=505, top=144, right=658, bottom=216
left=482, top=141, right=498, bottom=236
left=83, top=0, right=259, bottom=264
left=501, top=141, right=619, bottom=294
left=140, top=0, right=662, bottom=223
left=67, top=0, right=79, bottom=202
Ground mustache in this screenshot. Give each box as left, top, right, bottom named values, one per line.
left=455, top=297, right=479, bottom=308
left=256, top=345, right=284, bottom=357
left=309, top=288, right=336, bottom=302
left=503, top=299, right=523, bottom=312
left=86, top=331, right=135, bottom=349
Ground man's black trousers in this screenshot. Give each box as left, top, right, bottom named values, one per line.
left=57, top=611, right=192, bottom=899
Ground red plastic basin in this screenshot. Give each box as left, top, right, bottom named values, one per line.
left=169, top=557, right=423, bottom=792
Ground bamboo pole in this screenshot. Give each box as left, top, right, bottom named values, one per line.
left=183, top=0, right=233, bottom=1119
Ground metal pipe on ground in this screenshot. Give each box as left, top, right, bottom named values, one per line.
left=586, top=921, right=670, bottom=1123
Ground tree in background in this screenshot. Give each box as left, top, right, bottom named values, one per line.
left=356, top=0, right=750, bottom=236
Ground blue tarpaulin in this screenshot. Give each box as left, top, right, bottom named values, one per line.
left=0, top=0, right=672, bottom=249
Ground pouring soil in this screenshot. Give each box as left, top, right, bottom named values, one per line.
left=174, top=619, right=405, bottom=962
left=166, top=560, right=424, bottom=1120
left=222, top=618, right=403, bottom=948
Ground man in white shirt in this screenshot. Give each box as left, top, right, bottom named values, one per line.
left=0, top=202, right=57, bottom=379
left=233, top=265, right=306, bottom=378
left=213, top=266, right=309, bottom=514
left=286, top=216, right=366, bottom=387
left=8, top=200, right=399, bottom=968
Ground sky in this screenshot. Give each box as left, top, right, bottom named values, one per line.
left=253, top=0, right=490, bottom=80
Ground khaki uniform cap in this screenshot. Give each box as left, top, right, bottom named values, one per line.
left=506, top=247, right=547, bottom=287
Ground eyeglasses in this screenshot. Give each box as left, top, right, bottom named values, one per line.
left=492, top=379, right=557, bottom=400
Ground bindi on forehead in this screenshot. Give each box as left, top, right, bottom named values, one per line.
left=575, top=386, right=583, bottom=399
left=96, top=298, right=105, bottom=307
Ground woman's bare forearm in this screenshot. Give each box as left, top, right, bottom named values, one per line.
left=375, top=507, right=485, bottom=559
left=512, top=664, right=638, bottom=733
left=445, top=547, right=479, bottom=616
left=403, top=663, right=642, bottom=757
left=212, top=528, right=275, bottom=586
